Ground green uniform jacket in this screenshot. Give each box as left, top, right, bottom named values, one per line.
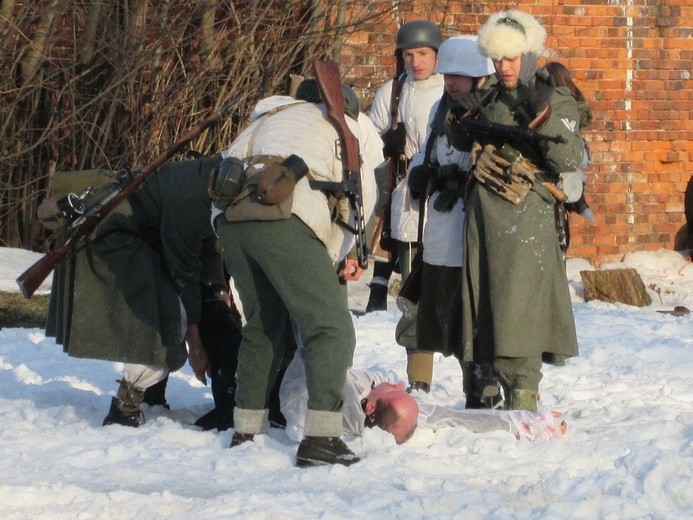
left=448, top=76, right=582, bottom=363
left=46, top=156, right=226, bottom=370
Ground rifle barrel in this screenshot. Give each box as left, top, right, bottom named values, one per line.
left=16, top=105, right=228, bottom=298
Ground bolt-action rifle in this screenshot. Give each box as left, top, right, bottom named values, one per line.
left=376, top=53, right=407, bottom=258
left=16, top=105, right=231, bottom=298
left=311, top=59, right=369, bottom=269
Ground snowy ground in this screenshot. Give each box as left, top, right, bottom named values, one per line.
left=0, top=247, right=691, bottom=519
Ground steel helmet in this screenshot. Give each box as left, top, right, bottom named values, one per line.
left=396, top=20, right=443, bottom=51
left=434, top=35, right=495, bottom=77
left=295, top=78, right=360, bottom=120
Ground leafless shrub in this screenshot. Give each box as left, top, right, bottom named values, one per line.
left=0, top=0, right=412, bottom=251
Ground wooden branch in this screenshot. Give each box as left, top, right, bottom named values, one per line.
left=20, top=0, right=59, bottom=87
left=79, top=0, right=104, bottom=64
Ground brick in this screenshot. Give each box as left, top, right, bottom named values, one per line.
left=340, top=0, right=689, bottom=264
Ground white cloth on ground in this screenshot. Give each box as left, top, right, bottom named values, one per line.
left=280, top=355, right=563, bottom=442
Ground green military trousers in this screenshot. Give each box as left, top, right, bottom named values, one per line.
left=216, top=215, right=355, bottom=413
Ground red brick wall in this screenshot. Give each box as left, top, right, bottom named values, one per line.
left=339, top=0, right=692, bottom=264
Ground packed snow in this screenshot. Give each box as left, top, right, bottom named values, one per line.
left=0, top=246, right=691, bottom=519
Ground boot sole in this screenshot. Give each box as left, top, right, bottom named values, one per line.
left=296, top=456, right=360, bottom=468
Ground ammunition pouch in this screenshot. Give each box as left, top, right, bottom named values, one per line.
left=256, top=163, right=295, bottom=204
left=223, top=156, right=294, bottom=223
left=256, top=154, right=309, bottom=205
left=471, top=143, right=537, bottom=204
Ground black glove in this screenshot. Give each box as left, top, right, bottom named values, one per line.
left=382, top=124, right=406, bottom=159
left=436, top=163, right=459, bottom=182
left=445, top=105, right=475, bottom=152
left=456, top=90, right=482, bottom=115
left=408, top=164, right=434, bottom=200
left=433, top=188, right=459, bottom=213
left=527, top=75, right=556, bottom=121
left=432, top=164, right=461, bottom=212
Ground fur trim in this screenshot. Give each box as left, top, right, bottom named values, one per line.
left=304, top=409, right=343, bottom=437
left=233, top=407, right=269, bottom=435
left=478, top=10, right=546, bottom=60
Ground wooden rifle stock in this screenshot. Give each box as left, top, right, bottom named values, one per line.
left=16, top=104, right=231, bottom=298
left=312, top=59, right=369, bottom=269
left=379, top=54, right=406, bottom=255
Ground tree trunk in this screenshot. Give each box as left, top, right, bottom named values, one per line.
left=580, top=268, right=652, bottom=307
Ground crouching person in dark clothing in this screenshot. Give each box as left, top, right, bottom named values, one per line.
left=190, top=279, right=292, bottom=432
left=45, top=157, right=228, bottom=427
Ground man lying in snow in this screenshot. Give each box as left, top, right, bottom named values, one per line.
left=280, top=349, right=567, bottom=444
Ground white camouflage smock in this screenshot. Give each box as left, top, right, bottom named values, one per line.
left=369, top=73, right=444, bottom=243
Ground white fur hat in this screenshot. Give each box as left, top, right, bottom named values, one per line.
left=434, top=35, right=495, bottom=77
left=477, top=10, right=546, bottom=60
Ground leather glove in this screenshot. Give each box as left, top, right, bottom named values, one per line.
left=436, top=163, right=459, bottom=182
left=408, top=164, right=434, bottom=200
left=381, top=124, right=406, bottom=159
left=527, top=75, right=556, bottom=122
left=433, top=188, right=459, bottom=213
left=433, top=164, right=461, bottom=211
left=445, top=105, right=477, bottom=152
left=456, top=90, right=482, bottom=115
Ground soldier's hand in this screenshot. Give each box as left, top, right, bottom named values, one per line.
left=436, top=163, right=459, bottom=181
left=186, top=323, right=210, bottom=385
left=381, top=124, right=406, bottom=159
left=433, top=188, right=459, bottom=213
left=445, top=105, right=475, bottom=152
left=457, top=90, right=481, bottom=115
left=408, top=164, right=434, bottom=200
left=342, top=258, right=363, bottom=281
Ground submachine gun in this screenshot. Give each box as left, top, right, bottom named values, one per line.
left=310, top=59, right=369, bottom=270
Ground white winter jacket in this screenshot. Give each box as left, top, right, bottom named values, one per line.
left=223, top=96, right=383, bottom=262
left=369, top=73, right=444, bottom=242
left=408, top=98, right=471, bottom=267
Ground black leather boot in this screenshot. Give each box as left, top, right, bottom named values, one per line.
left=365, top=283, right=388, bottom=313
left=103, top=380, right=145, bottom=427
left=296, top=437, right=360, bottom=467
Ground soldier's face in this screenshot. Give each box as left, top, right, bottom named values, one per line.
left=444, top=74, right=474, bottom=101
left=403, top=47, right=438, bottom=80
left=493, top=56, right=522, bottom=89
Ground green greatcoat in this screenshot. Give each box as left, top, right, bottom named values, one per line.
left=447, top=75, right=583, bottom=365
left=46, top=156, right=226, bottom=371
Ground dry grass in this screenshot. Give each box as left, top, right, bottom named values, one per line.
left=0, top=292, right=50, bottom=330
